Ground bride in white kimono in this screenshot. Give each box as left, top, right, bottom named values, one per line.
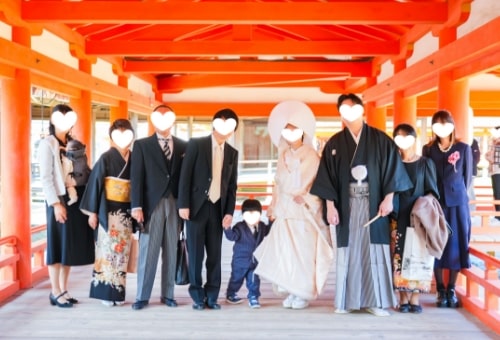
left=254, top=100, right=334, bottom=309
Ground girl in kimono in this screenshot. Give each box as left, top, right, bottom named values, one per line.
left=80, top=119, right=135, bottom=306
left=422, top=110, right=472, bottom=308
left=391, top=124, right=439, bottom=313
left=254, top=100, right=333, bottom=310
left=310, top=93, right=412, bottom=316
left=38, top=104, right=95, bottom=308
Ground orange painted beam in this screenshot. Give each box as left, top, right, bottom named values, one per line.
left=21, top=2, right=448, bottom=25
left=364, top=17, right=500, bottom=103
left=88, top=40, right=399, bottom=57
left=92, top=93, right=120, bottom=108
left=157, top=74, right=348, bottom=91
left=433, top=0, right=472, bottom=32
left=417, top=91, right=500, bottom=110
left=0, top=0, right=42, bottom=35
left=321, top=81, right=363, bottom=94
left=343, top=78, right=367, bottom=93
left=166, top=102, right=340, bottom=119
left=128, top=101, right=499, bottom=119
left=123, top=60, right=373, bottom=77
left=0, top=37, right=153, bottom=111
left=384, top=107, right=499, bottom=118
left=30, top=73, right=84, bottom=99
left=0, top=63, right=15, bottom=79
left=453, top=50, right=500, bottom=80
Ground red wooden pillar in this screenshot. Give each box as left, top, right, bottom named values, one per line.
left=393, top=90, right=417, bottom=129
left=110, top=76, right=129, bottom=123
left=0, top=27, right=33, bottom=288
left=437, top=28, right=470, bottom=142
left=366, top=102, right=387, bottom=132
left=392, top=59, right=417, bottom=129
left=70, top=60, right=93, bottom=162
left=364, top=77, right=387, bottom=132
left=438, top=71, right=470, bottom=142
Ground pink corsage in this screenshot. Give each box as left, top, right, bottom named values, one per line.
left=448, top=151, right=460, bottom=172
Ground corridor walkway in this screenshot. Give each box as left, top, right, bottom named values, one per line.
left=0, top=237, right=497, bottom=339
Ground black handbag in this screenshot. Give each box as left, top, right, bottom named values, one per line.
left=175, top=230, right=189, bottom=285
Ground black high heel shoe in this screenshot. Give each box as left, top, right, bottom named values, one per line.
left=64, top=293, right=79, bottom=304
left=49, top=291, right=73, bottom=308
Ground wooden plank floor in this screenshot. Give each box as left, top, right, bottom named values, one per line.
left=0, top=237, right=498, bottom=339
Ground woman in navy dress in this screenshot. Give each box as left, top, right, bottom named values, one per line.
left=391, top=124, right=439, bottom=313
left=422, top=110, right=472, bottom=308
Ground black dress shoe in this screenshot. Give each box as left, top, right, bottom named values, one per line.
left=192, top=302, right=205, bottom=310
left=49, top=291, right=73, bottom=308
left=161, top=297, right=178, bottom=307
left=398, top=303, right=410, bottom=313
left=436, top=289, right=448, bottom=308
left=447, top=289, right=460, bottom=308
left=131, top=300, right=149, bottom=310
left=205, top=302, right=221, bottom=310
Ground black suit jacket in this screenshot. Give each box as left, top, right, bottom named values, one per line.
left=178, top=135, right=238, bottom=218
left=131, top=133, right=187, bottom=223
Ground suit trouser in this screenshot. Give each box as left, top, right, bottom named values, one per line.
left=136, top=195, right=178, bottom=301
left=493, top=174, right=500, bottom=218
left=186, top=199, right=223, bottom=304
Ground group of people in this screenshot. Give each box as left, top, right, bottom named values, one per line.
left=39, top=103, right=240, bottom=310
left=39, top=93, right=473, bottom=317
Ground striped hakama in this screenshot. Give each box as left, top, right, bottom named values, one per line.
left=335, top=183, right=396, bottom=310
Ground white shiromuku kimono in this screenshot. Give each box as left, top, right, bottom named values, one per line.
left=254, top=143, right=334, bottom=301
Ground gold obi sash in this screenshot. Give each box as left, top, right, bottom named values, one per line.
left=104, top=176, right=131, bottom=202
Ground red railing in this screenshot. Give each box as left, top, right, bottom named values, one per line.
left=0, top=235, right=20, bottom=302
left=458, top=247, right=500, bottom=334
left=30, top=225, right=48, bottom=283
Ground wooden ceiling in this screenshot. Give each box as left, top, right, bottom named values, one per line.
left=3, top=0, right=498, bottom=117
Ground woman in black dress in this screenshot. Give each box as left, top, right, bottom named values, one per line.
left=38, top=104, right=95, bottom=308
left=391, top=124, right=439, bottom=313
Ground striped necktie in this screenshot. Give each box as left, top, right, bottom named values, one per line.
left=160, top=138, right=171, bottom=160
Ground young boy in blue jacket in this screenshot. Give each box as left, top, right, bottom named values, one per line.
left=223, top=199, right=271, bottom=308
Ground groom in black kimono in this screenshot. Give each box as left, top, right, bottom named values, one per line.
left=310, top=93, right=412, bottom=316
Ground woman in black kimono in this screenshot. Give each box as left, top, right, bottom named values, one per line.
left=391, top=124, right=439, bottom=314
left=80, top=119, right=135, bottom=306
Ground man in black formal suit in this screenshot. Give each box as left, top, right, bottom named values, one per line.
left=130, top=104, right=187, bottom=310
left=178, top=108, right=239, bottom=310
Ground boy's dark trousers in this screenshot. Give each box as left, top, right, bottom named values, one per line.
left=226, top=263, right=260, bottom=298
